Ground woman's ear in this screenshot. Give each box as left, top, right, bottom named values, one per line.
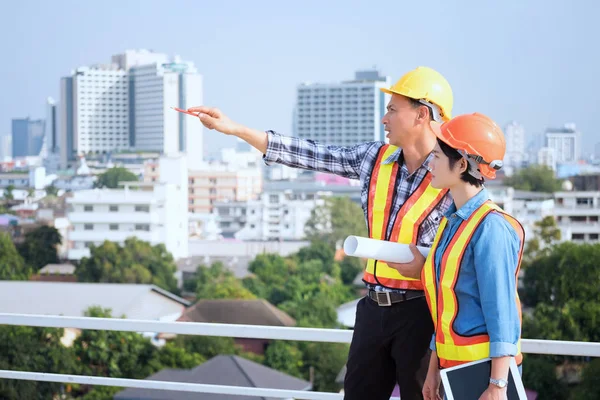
left=460, top=158, right=469, bottom=174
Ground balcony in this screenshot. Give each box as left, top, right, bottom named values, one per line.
left=0, top=313, right=598, bottom=399
left=68, top=212, right=160, bottom=224
left=69, top=230, right=155, bottom=243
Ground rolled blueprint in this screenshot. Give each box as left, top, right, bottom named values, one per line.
left=343, top=236, right=430, bottom=263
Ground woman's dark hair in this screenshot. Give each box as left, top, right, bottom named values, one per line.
left=436, top=138, right=484, bottom=187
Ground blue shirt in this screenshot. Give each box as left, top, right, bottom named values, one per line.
left=429, top=188, right=522, bottom=358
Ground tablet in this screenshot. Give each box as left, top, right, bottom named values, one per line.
left=440, top=357, right=527, bottom=400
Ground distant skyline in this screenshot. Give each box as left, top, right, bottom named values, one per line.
left=2, top=0, right=599, bottom=158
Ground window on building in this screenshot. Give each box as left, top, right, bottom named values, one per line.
left=84, top=205, right=93, bottom=212
left=109, top=224, right=118, bottom=231
left=135, top=205, right=150, bottom=212
left=135, top=224, right=150, bottom=231
left=84, top=224, right=94, bottom=231
left=590, top=233, right=599, bottom=240
left=269, top=194, right=279, bottom=204
left=572, top=233, right=585, bottom=240
left=109, top=205, right=119, bottom=212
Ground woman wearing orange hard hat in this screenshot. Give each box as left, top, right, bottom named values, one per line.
left=399, top=113, right=525, bottom=400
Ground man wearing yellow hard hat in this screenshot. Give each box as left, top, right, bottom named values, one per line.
left=188, top=66, right=455, bottom=400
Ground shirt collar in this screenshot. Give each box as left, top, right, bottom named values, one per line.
left=444, top=187, right=490, bottom=220
left=382, top=147, right=435, bottom=173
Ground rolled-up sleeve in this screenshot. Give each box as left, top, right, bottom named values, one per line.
left=473, top=214, right=522, bottom=358
left=430, top=334, right=437, bottom=352
left=263, top=130, right=376, bottom=180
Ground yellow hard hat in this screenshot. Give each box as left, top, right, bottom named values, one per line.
left=380, top=66, right=454, bottom=121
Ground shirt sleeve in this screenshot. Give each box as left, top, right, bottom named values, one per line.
left=430, top=333, right=437, bottom=352
left=263, top=130, right=378, bottom=180
left=472, top=213, right=522, bottom=358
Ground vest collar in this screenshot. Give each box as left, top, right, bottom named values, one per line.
left=444, top=188, right=490, bottom=220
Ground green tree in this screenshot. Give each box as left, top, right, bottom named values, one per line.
left=521, top=355, right=569, bottom=400
left=0, top=232, right=31, bottom=280
left=279, top=290, right=339, bottom=328
left=3, top=184, right=15, bottom=202
left=503, top=165, right=562, bottom=192
left=300, top=342, right=349, bottom=392
left=0, top=325, right=77, bottom=400
left=264, top=341, right=304, bottom=378
left=522, top=216, right=561, bottom=264
left=174, top=335, right=239, bottom=359
left=295, top=241, right=335, bottom=270
left=76, top=238, right=179, bottom=294
left=573, top=358, right=600, bottom=400
left=17, top=225, right=62, bottom=270
left=45, top=185, right=59, bottom=196
left=522, top=242, right=600, bottom=309
left=339, top=256, right=364, bottom=286
left=94, top=166, right=138, bottom=189
left=305, top=196, right=367, bottom=248
left=73, top=307, right=205, bottom=398
left=195, top=262, right=256, bottom=300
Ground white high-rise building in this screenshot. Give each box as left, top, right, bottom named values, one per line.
left=293, top=70, right=391, bottom=146
left=538, top=147, right=558, bottom=171
left=60, top=50, right=203, bottom=169
left=130, top=57, right=203, bottom=167
left=60, top=64, right=130, bottom=167
left=504, top=121, right=526, bottom=169
left=545, top=123, right=580, bottom=164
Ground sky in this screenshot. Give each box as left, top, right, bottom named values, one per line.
left=1, top=0, right=599, bottom=158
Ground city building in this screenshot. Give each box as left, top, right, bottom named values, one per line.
left=41, top=97, right=61, bottom=173
left=60, top=50, right=204, bottom=169
left=554, top=188, right=600, bottom=243
left=144, top=148, right=263, bottom=214
left=129, top=57, right=203, bottom=166
left=214, top=180, right=361, bottom=241
left=538, top=147, right=558, bottom=171
left=66, top=155, right=189, bottom=260
left=545, top=123, right=580, bottom=164
left=292, top=69, right=391, bottom=146
left=504, top=121, right=527, bottom=170
left=60, top=64, right=129, bottom=167
left=12, top=117, right=45, bottom=158
left=0, top=133, right=12, bottom=160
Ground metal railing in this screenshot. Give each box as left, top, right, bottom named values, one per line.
left=0, top=313, right=599, bottom=399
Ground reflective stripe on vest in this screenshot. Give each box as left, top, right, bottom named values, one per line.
left=362, top=145, right=448, bottom=290
left=422, top=201, right=525, bottom=368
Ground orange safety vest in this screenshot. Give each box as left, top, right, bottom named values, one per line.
left=422, top=201, right=525, bottom=368
left=363, top=144, right=449, bottom=290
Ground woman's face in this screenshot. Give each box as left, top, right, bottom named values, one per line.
left=430, top=141, right=465, bottom=189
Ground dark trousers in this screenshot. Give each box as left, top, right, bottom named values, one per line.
left=343, top=295, right=434, bottom=400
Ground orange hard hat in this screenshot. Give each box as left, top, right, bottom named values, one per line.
left=432, top=113, right=506, bottom=180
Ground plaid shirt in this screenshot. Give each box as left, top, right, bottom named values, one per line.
left=263, top=130, right=454, bottom=292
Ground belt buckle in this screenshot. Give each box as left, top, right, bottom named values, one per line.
left=376, top=292, right=392, bottom=307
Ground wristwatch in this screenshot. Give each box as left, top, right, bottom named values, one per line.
left=489, top=377, right=508, bottom=388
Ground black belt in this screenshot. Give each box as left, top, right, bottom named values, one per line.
left=368, top=289, right=425, bottom=306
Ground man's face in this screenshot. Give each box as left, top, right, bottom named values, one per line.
left=381, top=94, right=421, bottom=147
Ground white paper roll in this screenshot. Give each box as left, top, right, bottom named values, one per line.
left=343, top=236, right=430, bottom=263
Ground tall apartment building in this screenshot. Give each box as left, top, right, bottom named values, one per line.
left=504, top=121, right=527, bottom=169
left=129, top=57, right=203, bottom=167
left=12, top=117, right=45, bottom=158
left=60, top=50, right=203, bottom=169
left=60, top=64, right=129, bottom=166
left=293, top=70, right=391, bottom=146
left=66, top=154, right=189, bottom=260
left=545, top=123, right=580, bottom=164
left=554, top=190, right=600, bottom=243
left=41, top=97, right=61, bottom=173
